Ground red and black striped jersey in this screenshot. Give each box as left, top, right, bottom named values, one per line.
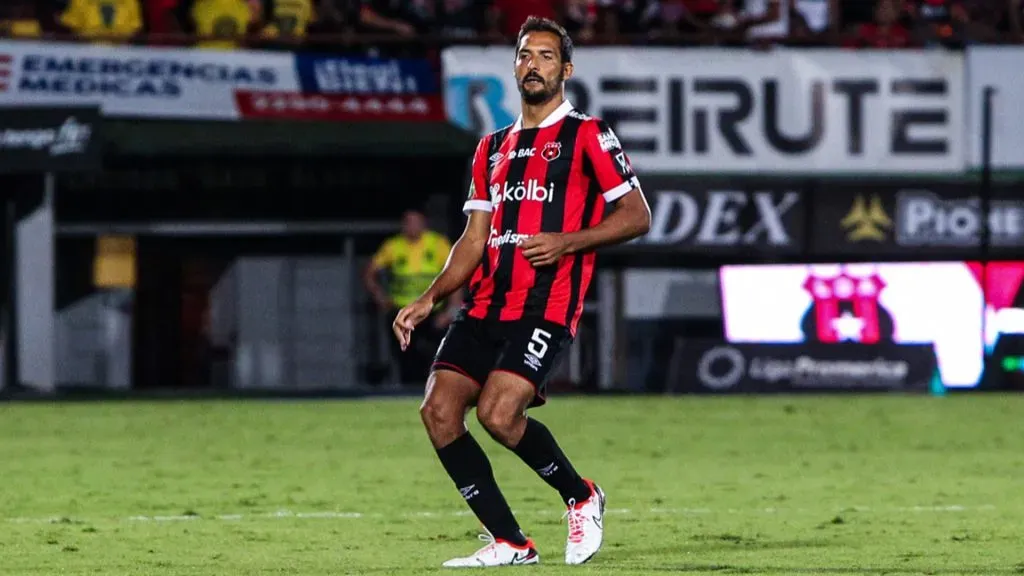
left=461, top=100, right=642, bottom=336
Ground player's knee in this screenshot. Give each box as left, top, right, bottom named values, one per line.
left=476, top=401, right=520, bottom=446
left=419, top=397, right=462, bottom=435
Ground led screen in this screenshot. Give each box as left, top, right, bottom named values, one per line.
left=719, top=262, right=1024, bottom=388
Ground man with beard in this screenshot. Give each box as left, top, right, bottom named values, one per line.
left=392, top=16, right=651, bottom=568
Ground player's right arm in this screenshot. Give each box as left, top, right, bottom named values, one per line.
left=421, top=134, right=493, bottom=306
left=419, top=210, right=489, bottom=307
left=393, top=137, right=493, bottom=347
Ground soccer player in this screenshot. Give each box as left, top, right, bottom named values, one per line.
left=392, top=16, right=651, bottom=568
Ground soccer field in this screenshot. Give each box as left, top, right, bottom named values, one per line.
left=1, top=395, right=1021, bottom=575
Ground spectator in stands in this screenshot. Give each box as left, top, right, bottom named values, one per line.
left=260, top=0, right=316, bottom=40
left=785, top=5, right=831, bottom=45
left=905, top=0, right=971, bottom=47
left=563, top=0, right=597, bottom=40
left=59, top=0, right=144, bottom=42
left=175, top=0, right=258, bottom=48
left=592, top=0, right=660, bottom=40
left=738, top=0, right=783, bottom=40
left=844, top=0, right=914, bottom=48
left=0, top=1, right=43, bottom=38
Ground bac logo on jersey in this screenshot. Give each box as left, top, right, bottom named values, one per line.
left=541, top=141, right=561, bottom=162
left=507, top=148, right=535, bottom=160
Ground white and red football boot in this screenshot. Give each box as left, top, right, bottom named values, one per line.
left=563, top=479, right=606, bottom=565
left=442, top=531, right=540, bottom=568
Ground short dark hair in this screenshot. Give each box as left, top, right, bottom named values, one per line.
left=516, top=16, right=573, bottom=64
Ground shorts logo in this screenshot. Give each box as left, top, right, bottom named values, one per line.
left=598, top=130, right=621, bottom=152
left=523, top=353, right=542, bottom=371
left=541, top=141, right=561, bottom=162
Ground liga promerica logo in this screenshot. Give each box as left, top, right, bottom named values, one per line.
left=0, top=54, right=12, bottom=92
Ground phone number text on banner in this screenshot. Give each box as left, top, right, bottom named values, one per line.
left=442, top=47, right=965, bottom=174
left=237, top=54, right=445, bottom=121
left=0, top=40, right=298, bottom=120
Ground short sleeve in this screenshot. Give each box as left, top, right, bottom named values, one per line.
left=370, top=239, right=394, bottom=269
left=463, top=135, right=493, bottom=215
left=583, top=120, right=641, bottom=203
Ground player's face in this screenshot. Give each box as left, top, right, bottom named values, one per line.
left=514, top=32, right=572, bottom=106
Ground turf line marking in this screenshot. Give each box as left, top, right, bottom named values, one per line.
left=2, top=504, right=998, bottom=526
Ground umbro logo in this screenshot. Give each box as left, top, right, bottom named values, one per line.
left=536, top=463, right=558, bottom=477
left=459, top=484, right=479, bottom=500
left=489, top=152, right=503, bottom=165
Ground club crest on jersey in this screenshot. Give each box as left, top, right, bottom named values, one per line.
left=541, top=141, right=561, bottom=162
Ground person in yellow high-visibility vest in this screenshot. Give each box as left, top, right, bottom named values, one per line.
left=364, top=210, right=458, bottom=384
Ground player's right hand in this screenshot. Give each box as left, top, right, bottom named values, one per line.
left=392, top=297, right=434, bottom=351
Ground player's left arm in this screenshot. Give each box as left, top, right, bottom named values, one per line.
left=522, top=121, right=650, bottom=266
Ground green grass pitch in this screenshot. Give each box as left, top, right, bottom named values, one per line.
left=1, top=394, right=1022, bottom=575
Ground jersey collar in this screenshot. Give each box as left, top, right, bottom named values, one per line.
left=511, top=100, right=574, bottom=133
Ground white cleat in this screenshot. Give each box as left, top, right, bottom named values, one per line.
left=563, top=479, right=605, bottom=565
left=442, top=532, right=540, bottom=568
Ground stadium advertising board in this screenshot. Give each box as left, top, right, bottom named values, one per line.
left=0, top=41, right=298, bottom=120
left=442, top=47, right=965, bottom=174
left=967, top=46, right=1024, bottom=170
left=0, top=106, right=101, bottom=173
left=811, top=181, right=1024, bottom=256
left=676, top=341, right=936, bottom=393
left=608, top=177, right=805, bottom=255
left=236, top=54, right=445, bottom=122
left=719, top=261, right=1024, bottom=388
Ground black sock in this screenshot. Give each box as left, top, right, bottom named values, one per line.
left=436, top=432, right=528, bottom=546
left=512, top=418, right=592, bottom=505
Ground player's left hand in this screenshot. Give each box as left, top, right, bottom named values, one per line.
left=521, top=233, right=570, bottom=267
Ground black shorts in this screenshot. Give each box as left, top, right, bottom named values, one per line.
left=431, top=316, right=572, bottom=408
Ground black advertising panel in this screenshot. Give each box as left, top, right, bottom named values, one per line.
left=0, top=107, right=101, bottom=174
left=673, top=341, right=937, bottom=394
left=812, top=181, right=1024, bottom=257
left=609, top=177, right=806, bottom=255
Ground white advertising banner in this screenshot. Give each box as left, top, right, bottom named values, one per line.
left=443, top=47, right=965, bottom=174
left=967, top=46, right=1024, bottom=170
left=0, top=41, right=299, bottom=120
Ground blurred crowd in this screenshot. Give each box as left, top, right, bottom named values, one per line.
left=0, top=0, right=1020, bottom=49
